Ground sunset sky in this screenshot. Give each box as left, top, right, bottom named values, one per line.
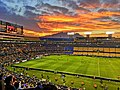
left=0, top=0, right=120, bottom=37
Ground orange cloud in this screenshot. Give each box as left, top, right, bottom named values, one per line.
left=33, top=10, right=120, bottom=37
left=39, top=15, right=77, bottom=22
left=23, top=29, right=55, bottom=37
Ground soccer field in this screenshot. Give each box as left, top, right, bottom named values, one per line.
left=14, top=55, right=120, bottom=79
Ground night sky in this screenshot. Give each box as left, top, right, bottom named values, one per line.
left=0, top=0, right=120, bottom=37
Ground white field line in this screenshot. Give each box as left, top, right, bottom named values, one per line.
left=108, top=60, right=117, bottom=78
left=98, top=59, right=100, bottom=76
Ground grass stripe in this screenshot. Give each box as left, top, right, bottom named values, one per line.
left=14, top=55, right=120, bottom=79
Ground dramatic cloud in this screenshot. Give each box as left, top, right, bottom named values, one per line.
left=0, top=0, right=120, bottom=37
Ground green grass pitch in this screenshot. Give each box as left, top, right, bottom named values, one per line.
left=14, top=55, right=120, bottom=79
left=10, top=55, right=120, bottom=90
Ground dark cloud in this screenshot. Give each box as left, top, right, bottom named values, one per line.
left=0, top=12, right=40, bottom=31
left=76, top=6, right=90, bottom=12
left=111, top=20, right=120, bottom=23
left=40, top=3, right=69, bottom=14
left=98, top=9, right=108, bottom=12
left=100, top=16, right=111, bottom=20
left=0, top=1, right=8, bottom=13
left=103, top=0, right=119, bottom=4
left=67, top=1, right=78, bottom=9
left=79, top=0, right=100, bottom=8
left=80, top=0, right=100, bottom=4
left=58, top=0, right=79, bottom=10
left=53, top=11, right=61, bottom=15
left=101, top=0, right=120, bottom=8
left=25, top=6, right=36, bottom=10
left=24, top=10, right=38, bottom=18
left=94, top=16, right=111, bottom=22
left=41, top=11, right=52, bottom=15
left=0, top=0, right=120, bottom=36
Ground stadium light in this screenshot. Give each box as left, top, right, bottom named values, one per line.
left=106, top=31, right=114, bottom=38
left=67, top=32, right=75, bottom=36
left=84, top=32, right=92, bottom=38
left=106, top=31, right=114, bottom=35
left=67, top=32, right=75, bottom=39
left=84, top=32, right=92, bottom=35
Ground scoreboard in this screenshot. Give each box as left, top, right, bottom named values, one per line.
left=0, top=20, right=23, bottom=35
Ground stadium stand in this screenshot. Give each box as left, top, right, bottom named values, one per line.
left=0, top=40, right=58, bottom=90
left=0, top=40, right=82, bottom=90
left=0, top=38, right=120, bottom=90
left=73, top=37, right=120, bottom=57
left=0, top=22, right=120, bottom=89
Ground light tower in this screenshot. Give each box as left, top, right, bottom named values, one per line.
left=84, top=32, right=92, bottom=56
left=106, top=31, right=114, bottom=39
left=106, top=31, right=115, bottom=57
left=67, top=32, right=75, bottom=39
left=84, top=32, right=92, bottom=39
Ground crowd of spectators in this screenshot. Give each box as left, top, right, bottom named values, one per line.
left=0, top=67, right=59, bottom=90
left=0, top=41, right=80, bottom=90
left=0, top=42, right=43, bottom=66
left=0, top=41, right=50, bottom=90
left=0, top=41, right=120, bottom=90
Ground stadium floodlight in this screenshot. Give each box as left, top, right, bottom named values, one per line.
left=67, top=32, right=75, bottom=35
left=67, top=32, right=75, bottom=39
left=106, top=31, right=114, bottom=38
left=84, top=32, right=92, bottom=35
left=84, top=32, right=92, bottom=38
left=106, top=31, right=114, bottom=35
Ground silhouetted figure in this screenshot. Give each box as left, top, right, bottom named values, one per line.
left=117, top=87, right=119, bottom=90
left=5, top=76, right=16, bottom=90
left=0, top=73, right=5, bottom=90
left=14, top=82, right=19, bottom=90
left=35, top=82, right=43, bottom=90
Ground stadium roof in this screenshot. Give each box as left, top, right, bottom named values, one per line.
left=40, top=32, right=84, bottom=39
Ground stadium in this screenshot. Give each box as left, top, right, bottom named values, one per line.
left=0, top=20, right=120, bottom=90
left=0, top=0, right=120, bottom=90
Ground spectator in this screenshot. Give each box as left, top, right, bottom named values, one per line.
left=104, top=84, right=108, bottom=90
left=35, top=82, right=43, bottom=90
left=0, top=73, right=5, bottom=90
left=43, top=84, right=57, bottom=90
left=93, top=83, right=97, bottom=89
left=14, top=82, right=19, bottom=90
left=118, top=87, right=119, bottom=90
left=5, top=76, right=16, bottom=90
left=100, top=79, right=103, bottom=84
left=81, top=81, right=85, bottom=86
